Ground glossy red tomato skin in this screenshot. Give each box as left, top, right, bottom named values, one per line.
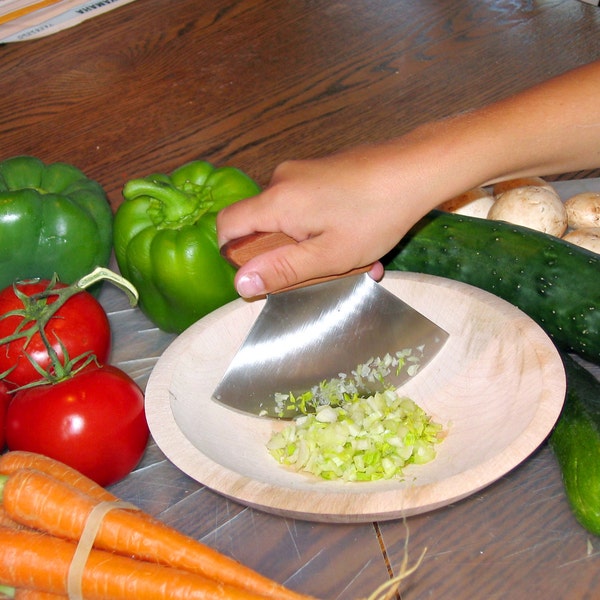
left=0, top=280, right=111, bottom=389
left=5, top=365, right=149, bottom=486
left=0, top=380, right=10, bottom=450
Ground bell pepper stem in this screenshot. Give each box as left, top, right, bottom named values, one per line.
left=124, top=178, right=214, bottom=223
left=124, top=179, right=208, bottom=221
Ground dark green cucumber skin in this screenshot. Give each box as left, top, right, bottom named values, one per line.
left=384, top=210, right=599, bottom=364
left=549, top=353, right=600, bottom=536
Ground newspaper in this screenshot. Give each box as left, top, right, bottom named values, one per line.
left=0, top=0, right=137, bottom=43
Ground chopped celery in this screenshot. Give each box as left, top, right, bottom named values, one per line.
left=267, top=389, right=443, bottom=481
left=273, top=348, right=424, bottom=417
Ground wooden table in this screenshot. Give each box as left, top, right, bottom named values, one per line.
left=2, top=1, right=600, bottom=598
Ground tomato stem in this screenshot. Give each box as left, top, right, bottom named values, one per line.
left=75, top=267, right=138, bottom=307
left=0, top=269, right=137, bottom=347
left=0, top=268, right=138, bottom=387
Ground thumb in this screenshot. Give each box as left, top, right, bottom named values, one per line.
left=225, top=232, right=317, bottom=298
left=223, top=232, right=378, bottom=298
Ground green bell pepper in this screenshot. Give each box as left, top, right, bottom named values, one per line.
left=113, top=160, right=261, bottom=333
left=0, top=156, right=113, bottom=290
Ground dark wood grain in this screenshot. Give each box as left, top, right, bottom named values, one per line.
left=2, top=2, right=600, bottom=599
left=1, top=0, right=599, bottom=210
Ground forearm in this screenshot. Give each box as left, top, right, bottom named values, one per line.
left=419, top=60, right=600, bottom=188
left=361, top=59, right=600, bottom=230
left=217, top=60, right=600, bottom=296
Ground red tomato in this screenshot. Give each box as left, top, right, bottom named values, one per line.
left=5, top=365, right=149, bottom=486
left=0, top=280, right=110, bottom=389
left=0, top=380, right=10, bottom=450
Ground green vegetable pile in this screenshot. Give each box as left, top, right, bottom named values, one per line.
left=270, top=348, right=423, bottom=417
left=266, top=349, right=442, bottom=482
left=267, top=391, right=443, bottom=481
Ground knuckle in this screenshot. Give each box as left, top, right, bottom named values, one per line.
left=269, top=253, right=301, bottom=288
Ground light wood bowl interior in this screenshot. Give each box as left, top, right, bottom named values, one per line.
left=145, top=272, right=565, bottom=523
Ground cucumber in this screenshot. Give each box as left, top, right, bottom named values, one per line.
left=384, top=210, right=600, bottom=364
left=549, top=353, right=600, bottom=536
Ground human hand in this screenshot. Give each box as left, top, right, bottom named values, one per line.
left=218, top=59, right=600, bottom=298
left=217, top=143, right=433, bottom=297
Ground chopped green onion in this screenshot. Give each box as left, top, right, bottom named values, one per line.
left=272, top=348, right=424, bottom=417
left=267, top=390, right=443, bottom=481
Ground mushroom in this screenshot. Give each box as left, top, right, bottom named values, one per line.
left=488, top=186, right=568, bottom=237
left=564, top=192, right=600, bottom=230
left=437, top=187, right=495, bottom=218
left=562, top=227, right=600, bottom=255
left=492, top=176, right=556, bottom=197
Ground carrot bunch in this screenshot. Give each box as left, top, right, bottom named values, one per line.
left=0, top=451, right=318, bottom=600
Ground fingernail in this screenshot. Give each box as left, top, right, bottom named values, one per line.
left=237, top=272, right=266, bottom=298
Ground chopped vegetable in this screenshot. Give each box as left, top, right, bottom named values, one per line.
left=271, top=349, right=423, bottom=417
left=266, top=349, right=442, bottom=481
left=268, top=390, right=443, bottom=481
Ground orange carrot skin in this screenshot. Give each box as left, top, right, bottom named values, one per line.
left=2, top=470, right=316, bottom=600
left=0, top=452, right=116, bottom=502
left=14, top=589, right=66, bottom=599
left=0, top=528, right=271, bottom=600
left=0, top=506, right=23, bottom=529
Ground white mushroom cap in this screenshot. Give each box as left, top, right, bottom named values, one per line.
left=437, top=187, right=495, bottom=218
left=562, top=227, right=600, bottom=254
left=564, top=192, right=600, bottom=229
left=492, top=177, right=555, bottom=197
left=488, top=186, right=568, bottom=237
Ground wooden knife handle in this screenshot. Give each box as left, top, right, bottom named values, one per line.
left=221, top=231, right=372, bottom=291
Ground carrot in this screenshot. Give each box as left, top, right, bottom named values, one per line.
left=0, top=506, right=22, bottom=530
left=0, top=583, right=15, bottom=600
left=14, top=590, right=66, bottom=600
left=0, top=527, right=270, bottom=600
left=0, top=452, right=116, bottom=502
left=0, top=470, right=316, bottom=600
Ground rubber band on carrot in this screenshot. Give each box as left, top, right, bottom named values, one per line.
left=0, top=468, right=316, bottom=600
left=0, top=528, right=271, bottom=599
left=67, top=501, right=139, bottom=600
